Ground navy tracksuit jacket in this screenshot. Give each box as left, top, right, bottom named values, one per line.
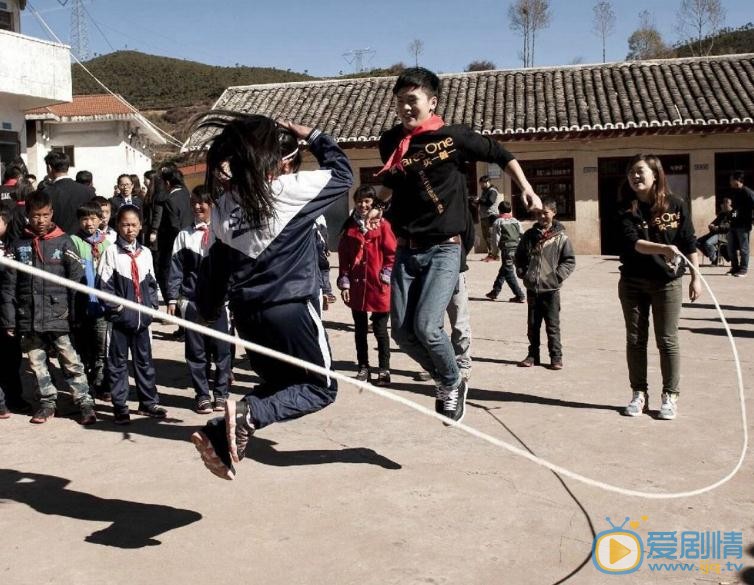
left=198, top=130, right=353, bottom=429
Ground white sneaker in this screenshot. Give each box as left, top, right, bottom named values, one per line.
left=624, top=391, right=647, bottom=417
left=658, top=392, right=678, bottom=420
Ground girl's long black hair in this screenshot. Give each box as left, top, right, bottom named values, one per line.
left=196, top=111, right=298, bottom=227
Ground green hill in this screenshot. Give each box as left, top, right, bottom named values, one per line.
left=72, top=50, right=315, bottom=110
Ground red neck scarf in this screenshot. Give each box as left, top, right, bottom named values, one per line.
left=24, top=225, right=65, bottom=264
left=118, top=240, right=143, bottom=303
left=377, top=114, right=445, bottom=175
left=195, top=223, right=210, bottom=249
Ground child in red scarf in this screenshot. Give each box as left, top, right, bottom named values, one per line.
left=97, top=205, right=166, bottom=424
left=337, top=185, right=397, bottom=386
left=0, top=190, right=96, bottom=425
left=71, top=200, right=112, bottom=399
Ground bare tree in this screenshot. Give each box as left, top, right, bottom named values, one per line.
left=408, top=39, right=424, bottom=67
left=466, top=60, right=497, bottom=71
left=508, top=0, right=551, bottom=67
left=676, top=0, right=725, bottom=56
left=592, top=1, right=616, bottom=63
left=626, top=10, right=671, bottom=60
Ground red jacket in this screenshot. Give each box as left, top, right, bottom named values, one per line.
left=337, top=218, right=397, bottom=313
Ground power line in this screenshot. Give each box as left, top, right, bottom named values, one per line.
left=81, top=3, right=115, bottom=53
left=27, top=2, right=184, bottom=149
left=343, top=48, right=375, bottom=73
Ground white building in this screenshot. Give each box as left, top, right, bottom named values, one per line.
left=0, top=0, right=71, bottom=171
left=26, top=94, right=166, bottom=192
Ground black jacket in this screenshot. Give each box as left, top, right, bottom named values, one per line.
left=157, top=187, right=192, bottom=236
left=0, top=226, right=83, bottom=333
left=46, top=177, right=96, bottom=235
left=379, top=124, right=515, bottom=242
left=111, top=193, right=145, bottom=216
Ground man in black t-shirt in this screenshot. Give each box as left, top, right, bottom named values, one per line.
left=376, top=67, right=540, bottom=423
left=727, top=171, right=754, bottom=277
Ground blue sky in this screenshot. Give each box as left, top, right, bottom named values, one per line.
left=22, top=0, right=754, bottom=76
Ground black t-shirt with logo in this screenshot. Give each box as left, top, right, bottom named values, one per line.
left=730, top=186, right=754, bottom=230
left=619, top=196, right=697, bottom=281
left=379, top=124, right=515, bottom=242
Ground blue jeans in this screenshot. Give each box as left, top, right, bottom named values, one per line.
left=391, top=243, right=462, bottom=391
left=492, top=248, right=525, bottom=298
left=728, top=228, right=750, bottom=273
left=696, top=233, right=720, bottom=263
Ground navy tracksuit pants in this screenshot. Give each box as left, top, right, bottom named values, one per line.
left=107, top=325, right=159, bottom=413
left=233, top=298, right=337, bottom=430
left=183, top=301, right=231, bottom=400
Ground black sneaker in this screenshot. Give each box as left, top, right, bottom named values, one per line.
left=372, top=369, right=391, bottom=387
left=355, top=366, right=370, bottom=382
left=213, top=397, right=227, bottom=412
left=0, top=404, right=9, bottom=419
left=113, top=410, right=131, bottom=425
left=195, top=396, right=213, bottom=415
left=442, top=380, right=468, bottom=424
left=434, top=384, right=446, bottom=414
left=79, top=404, right=97, bottom=426
left=225, top=400, right=254, bottom=463
left=485, top=291, right=498, bottom=301
left=136, top=404, right=167, bottom=419
left=191, top=418, right=235, bottom=480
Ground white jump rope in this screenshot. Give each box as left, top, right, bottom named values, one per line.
left=0, top=252, right=746, bottom=499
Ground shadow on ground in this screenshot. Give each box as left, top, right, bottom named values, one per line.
left=249, top=437, right=401, bottom=469
left=0, top=468, right=201, bottom=548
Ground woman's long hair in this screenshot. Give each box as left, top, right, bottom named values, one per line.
left=196, top=111, right=297, bottom=227
left=621, top=154, right=671, bottom=219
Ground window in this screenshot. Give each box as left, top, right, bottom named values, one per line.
left=715, top=151, right=754, bottom=206
left=359, top=166, right=383, bottom=186
left=511, top=158, right=575, bottom=221
left=0, top=8, right=12, bottom=32
left=51, top=145, right=75, bottom=167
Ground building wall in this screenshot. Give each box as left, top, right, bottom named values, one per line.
left=302, top=133, right=754, bottom=255
left=0, top=28, right=71, bottom=109
left=26, top=120, right=154, bottom=194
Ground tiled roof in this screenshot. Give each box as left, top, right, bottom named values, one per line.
left=187, top=53, right=754, bottom=148
left=26, top=94, right=134, bottom=119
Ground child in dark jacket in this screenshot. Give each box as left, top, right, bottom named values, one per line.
left=97, top=204, right=166, bottom=424
left=70, top=200, right=111, bottom=398
left=0, top=190, right=96, bottom=424
left=515, top=197, right=576, bottom=370
left=486, top=200, right=526, bottom=303
left=337, top=184, right=397, bottom=386
left=167, top=186, right=231, bottom=414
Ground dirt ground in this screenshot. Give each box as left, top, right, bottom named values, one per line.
left=1, top=255, right=752, bottom=585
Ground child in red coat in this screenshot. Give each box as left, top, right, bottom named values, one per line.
left=338, top=185, right=397, bottom=386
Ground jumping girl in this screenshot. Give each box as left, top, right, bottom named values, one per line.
left=190, top=113, right=353, bottom=480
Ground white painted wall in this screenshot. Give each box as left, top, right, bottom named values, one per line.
left=0, top=28, right=71, bottom=109
left=27, top=120, right=154, bottom=195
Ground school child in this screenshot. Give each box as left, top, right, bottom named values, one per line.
left=91, top=196, right=117, bottom=243
left=337, top=184, right=396, bottom=386
left=70, top=200, right=112, bottom=399
left=97, top=204, right=166, bottom=424
left=515, top=197, right=576, bottom=370
left=167, top=186, right=231, bottom=414
left=0, top=190, right=96, bottom=425
left=190, top=114, right=352, bottom=480
left=486, top=200, right=526, bottom=303
left=315, top=215, right=337, bottom=309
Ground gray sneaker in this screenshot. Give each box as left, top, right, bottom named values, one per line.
left=225, top=400, right=255, bottom=463
left=624, top=391, right=647, bottom=417
left=657, top=392, right=678, bottom=420
left=442, top=380, right=468, bottom=424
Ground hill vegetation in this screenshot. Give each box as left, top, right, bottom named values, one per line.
left=72, top=50, right=314, bottom=110
left=674, top=23, right=754, bottom=57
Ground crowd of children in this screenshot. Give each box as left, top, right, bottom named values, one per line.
left=0, top=67, right=725, bottom=484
